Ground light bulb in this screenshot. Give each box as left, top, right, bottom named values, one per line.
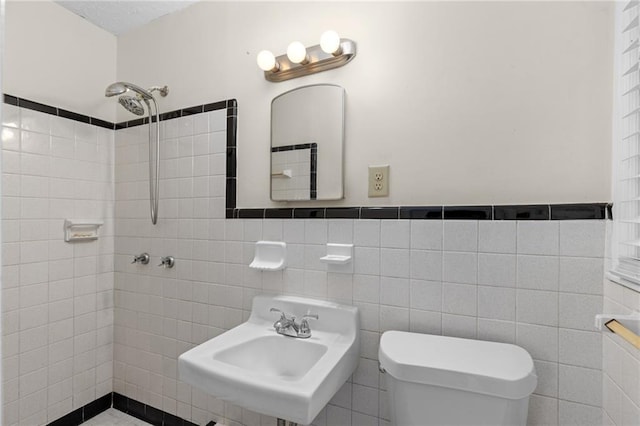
left=287, top=41, right=308, bottom=64
left=257, top=50, right=278, bottom=72
left=320, top=30, right=342, bottom=55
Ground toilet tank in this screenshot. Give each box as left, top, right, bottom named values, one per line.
left=379, top=331, right=537, bottom=426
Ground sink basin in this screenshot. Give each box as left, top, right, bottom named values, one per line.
left=215, top=336, right=328, bottom=380
left=178, top=295, right=360, bottom=425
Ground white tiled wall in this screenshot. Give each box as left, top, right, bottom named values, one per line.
left=602, top=278, right=640, bottom=425
left=1, top=104, right=115, bottom=425
left=0, top=102, right=613, bottom=425
left=113, top=110, right=228, bottom=421
left=112, top=111, right=607, bottom=426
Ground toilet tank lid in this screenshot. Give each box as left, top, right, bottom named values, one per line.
left=378, top=331, right=537, bottom=400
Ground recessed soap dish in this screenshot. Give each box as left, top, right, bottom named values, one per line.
left=64, top=219, right=103, bottom=242
left=249, top=241, right=287, bottom=271
left=320, top=243, right=353, bottom=264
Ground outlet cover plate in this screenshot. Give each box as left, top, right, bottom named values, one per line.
left=368, top=165, right=389, bottom=197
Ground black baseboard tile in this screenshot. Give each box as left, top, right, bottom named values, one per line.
left=126, top=398, right=147, bottom=422
left=47, top=392, right=210, bottom=426
left=494, top=205, right=549, bottom=220
left=145, top=405, right=164, bottom=426
left=399, top=206, right=443, bottom=219
left=48, top=407, right=83, bottom=426
left=47, top=393, right=112, bottom=426
left=83, top=393, right=113, bottom=421
left=113, top=392, right=128, bottom=411
left=112, top=393, right=205, bottom=426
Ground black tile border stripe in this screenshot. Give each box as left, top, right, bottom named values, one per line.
left=326, top=207, right=360, bottom=219
left=294, top=207, right=326, bottom=219
left=5, top=94, right=115, bottom=129
left=234, top=203, right=613, bottom=220
left=361, top=207, right=399, bottom=219
left=551, top=203, right=607, bottom=220
left=2, top=93, right=235, bottom=130
left=399, top=206, right=443, bottom=219
left=46, top=392, right=210, bottom=426
left=494, top=204, right=550, bottom=220
left=444, top=205, right=493, bottom=220
left=265, top=208, right=294, bottom=218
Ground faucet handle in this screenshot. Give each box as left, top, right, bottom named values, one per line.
left=270, top=307, right=286, bottom=319
left=158, top=256, right=175, bottom=268
left=299, top=313, right=318, bottom=338
left=132, top=253, right=150, bottom=264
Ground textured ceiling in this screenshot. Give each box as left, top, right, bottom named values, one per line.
left=55, top=1, right=199, bottom=35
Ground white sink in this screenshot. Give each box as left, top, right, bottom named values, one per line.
left=178, top=295, right=360, bottom=425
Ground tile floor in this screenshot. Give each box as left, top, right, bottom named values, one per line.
left=83, top=408, right=151, bottom=425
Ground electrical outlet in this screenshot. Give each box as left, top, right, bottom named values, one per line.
left=368, top=165, right=389, bottom=197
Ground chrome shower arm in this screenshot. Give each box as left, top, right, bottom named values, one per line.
left=148, top=86, right=169, bottom=97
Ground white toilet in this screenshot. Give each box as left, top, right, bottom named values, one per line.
left=379, top=331, right=537, bottom=426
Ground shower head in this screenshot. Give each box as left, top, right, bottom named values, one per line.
left=105, top=81, right=153, bottom=100
left=118, top=96, right=145, bottom=116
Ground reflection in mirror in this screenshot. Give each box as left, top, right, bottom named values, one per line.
left=271, top=84, right=345, bottom=201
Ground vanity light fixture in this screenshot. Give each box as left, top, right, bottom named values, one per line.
left=320, top=30, right=342, bottom=55
left=257, top=30, right=357, bottom=82
left=287, top=41, right=309, bottom=64
left=257, top=50, right=279, bottom=72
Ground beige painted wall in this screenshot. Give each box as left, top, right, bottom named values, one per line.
left=3, top=1, right=117, bottom=122
left=117, top=1, right=614, bottom=208
left=6, top=1, right=613, bottom=207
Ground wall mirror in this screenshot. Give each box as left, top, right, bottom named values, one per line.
left=271, top=84, right=345, bottom=201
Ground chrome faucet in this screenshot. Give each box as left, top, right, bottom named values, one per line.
left=132, top=253, right=150, bottom=265
left=158, top=256, right=175, bottom=268
left=270, top=308, right=318, bottom=338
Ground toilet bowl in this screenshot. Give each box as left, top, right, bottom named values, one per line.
left=379, top=331, right=537, bottom=426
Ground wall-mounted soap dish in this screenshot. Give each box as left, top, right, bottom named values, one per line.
left=320, top=243, right=353, bottom=264
left=64, top=219, right=103, bottom=242
left=249, top=241, right=287, bottom=271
